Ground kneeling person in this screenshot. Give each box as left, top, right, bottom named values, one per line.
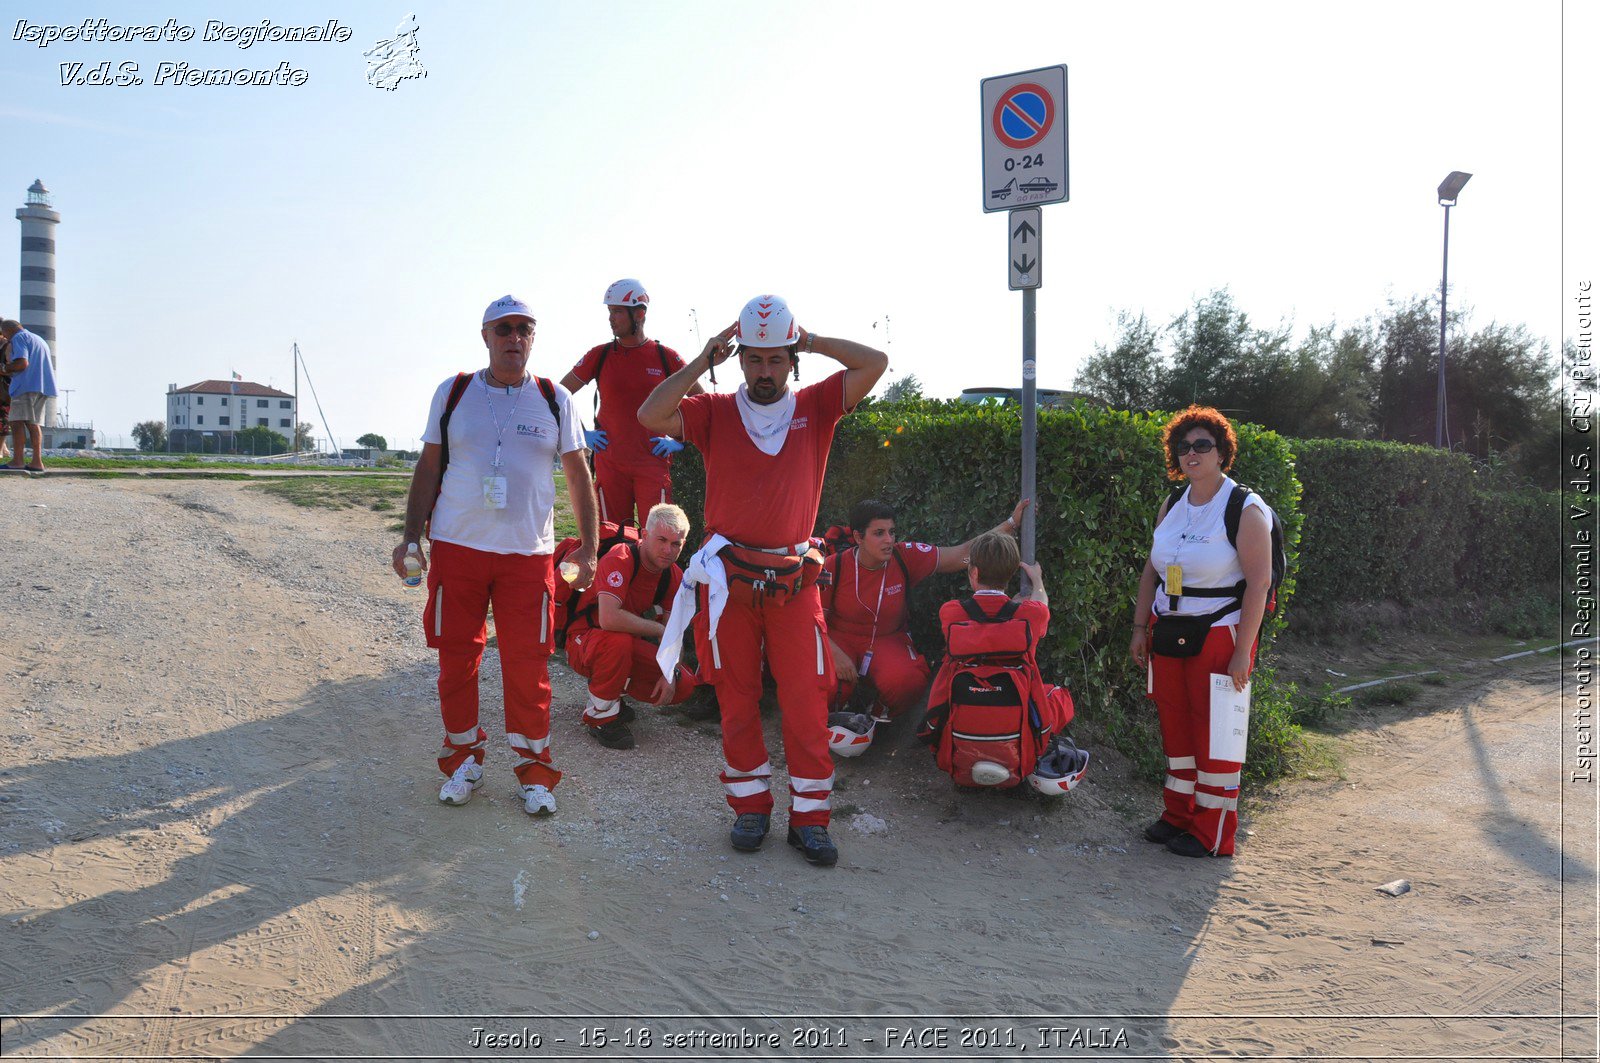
left=566, top=503, right=700, bottom=749
left=921, top=532, right=1087, bottom=795
left=823, top=497, right=1028, bottom=756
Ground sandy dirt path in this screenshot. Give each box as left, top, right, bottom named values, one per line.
left=0, top=478, right=1592, bottom=1061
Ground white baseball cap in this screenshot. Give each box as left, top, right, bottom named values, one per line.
left=482, top=294, right=535, bottom=326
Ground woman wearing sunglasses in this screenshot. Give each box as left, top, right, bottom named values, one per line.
left=1127, top=406, right=1274, bottom=858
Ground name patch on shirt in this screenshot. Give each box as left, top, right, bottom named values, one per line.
left=789, top=416, right=809, bottom=432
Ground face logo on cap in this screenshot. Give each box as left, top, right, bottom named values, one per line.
left=606, top=570, right=624, bottom=588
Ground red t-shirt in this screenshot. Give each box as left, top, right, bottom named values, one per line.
left=570, top=541, right=682, bottom=636
left=822, top=542, right=939, bottom=640
left=569, top=340, right=686, bottom=469
left=679, top=371, right=848, bottom=548
left=939, top=593, right=1051, bottom=657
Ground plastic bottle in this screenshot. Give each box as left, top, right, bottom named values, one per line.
left=402, top=543, right=423, bottom=588
left=559, top=561, right=580, bottom=584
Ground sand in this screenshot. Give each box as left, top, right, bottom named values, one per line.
left=0, top=477, right=1592, bottom=1061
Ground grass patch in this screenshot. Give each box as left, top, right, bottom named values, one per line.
left=1358, top=681, right=1423, bottom=707
left=249, top=475, right=409, bottom=513
left=48, top=456, right=363, bottom=472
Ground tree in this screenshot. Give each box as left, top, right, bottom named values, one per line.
left=356, top=432, right=388, bottom=451
left=880, top=374, right=923, bottom=404
left=1074, top=311, right=1163, bottom=411
left=233, top=425, right=289, bottom=455
left=132, top=420, right=166, bottom=452
left=295, top=422, right=315, bottom=451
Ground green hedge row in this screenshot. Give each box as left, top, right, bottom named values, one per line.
left=1292, top=439, right=1559, bottom=611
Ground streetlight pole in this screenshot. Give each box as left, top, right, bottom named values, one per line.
left=1435, top=170, right=1472, bottom=449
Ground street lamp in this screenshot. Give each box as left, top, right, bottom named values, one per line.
left=1435, top=170, right=1472, bottom=448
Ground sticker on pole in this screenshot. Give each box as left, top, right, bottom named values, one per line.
left=981, top=65, right=1068, bottom=213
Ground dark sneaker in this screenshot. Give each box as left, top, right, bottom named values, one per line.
left=786, top=825, right=839, bottom=867
left=1144, top=817, right=1184, bottom=844
left=730, top=812, right=770, bottom=851
left=616, top=699, right=636, bottom=724
left=1166, top=832, right=1222, bottom=858
left=589, top=720, right=636, bottom=750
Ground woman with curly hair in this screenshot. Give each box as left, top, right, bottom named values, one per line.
left=1128, top=406, right=1274, bottom=858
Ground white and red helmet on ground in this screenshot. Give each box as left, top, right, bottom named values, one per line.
left=827, top=711, right=874, bottom=758
left=736, top=294, right=799, bottom=348
left=602, top=279, right=649, bottom=307
left=1026, top=735, right=1090, bottom=796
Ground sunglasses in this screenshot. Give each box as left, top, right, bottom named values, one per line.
left=491, top=322, right=535, bottom=338
left=1175, top=439, right=1217, bottom=455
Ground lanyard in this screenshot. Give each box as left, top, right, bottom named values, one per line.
left=481, top=370, right=527, bottom=470
left=853, top=549, right=888, bottom=647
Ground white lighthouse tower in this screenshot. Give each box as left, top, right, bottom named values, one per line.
left=16, top=179, right=59, bottom=432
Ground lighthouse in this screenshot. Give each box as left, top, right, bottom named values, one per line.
left=16, top=179, right=59, bottom=433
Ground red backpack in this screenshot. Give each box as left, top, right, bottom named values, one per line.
left=920, top=598, right=1053, bottom=789
left=551, top=521, right=668, bottom=649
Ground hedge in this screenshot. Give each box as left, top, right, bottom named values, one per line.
left=1292, top=439, right=1560, bottom=612
left=668, top=398, right=1559, bottom=779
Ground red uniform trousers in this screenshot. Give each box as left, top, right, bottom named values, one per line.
left=566, top=625, right=698, bottom=723
left=1147, top=619, right=1257, bottom=856
left=694, top=583, right=835, bottom=828
left=424, top=540, right=561, bottom=789
left=829, top=630, right=931, bottom=720
left=594, top=455, right=670, bottom=529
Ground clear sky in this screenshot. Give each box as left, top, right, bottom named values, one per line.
left=0, top=1, right=1592, bottom=451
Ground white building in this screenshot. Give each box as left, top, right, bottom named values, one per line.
left=167, top=379, right=297, bottom=448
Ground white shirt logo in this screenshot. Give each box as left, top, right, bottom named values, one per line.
left=606, top=570, right=625, bottom=588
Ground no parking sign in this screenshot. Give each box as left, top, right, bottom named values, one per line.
left=981, top=65, right=1068, bottom=213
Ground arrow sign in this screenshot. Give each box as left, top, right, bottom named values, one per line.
left=1008, top=207, right=1041, bottom=290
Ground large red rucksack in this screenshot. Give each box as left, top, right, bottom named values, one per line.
left=551, top=521, right=669, bottom=649
left=920, top=598, right=1053, bottom=789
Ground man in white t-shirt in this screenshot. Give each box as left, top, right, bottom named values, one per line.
left=392, top=295, right=598, bottom=817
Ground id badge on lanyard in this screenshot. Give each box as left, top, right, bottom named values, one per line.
left=482, top=474, right=508, bottom=510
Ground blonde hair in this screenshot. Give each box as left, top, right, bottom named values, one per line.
left=645, top=503, right=690, bottom=539
left=967, top=530, right=1020, bottom=588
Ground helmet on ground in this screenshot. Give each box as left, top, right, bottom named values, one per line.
left=827, top=711, right=874, bottom=758
left=736, top=294, right=798, bottom=349
left=602, top=279, right=649, bottom=307
left=1027, top=735, right=1090, bottom=796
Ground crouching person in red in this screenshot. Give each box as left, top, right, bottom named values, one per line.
left=921, top=532, right=1087, bottom=796
left=822, top=497, right=1030, bottom=758
left=640, top=294, right=887, bottom=868
left=565, top=503, right=701, bottom=750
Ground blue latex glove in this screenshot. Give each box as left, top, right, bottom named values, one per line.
left=650, top=436, right=685, bottom=458
left=584, top=429, right=609, bottom=451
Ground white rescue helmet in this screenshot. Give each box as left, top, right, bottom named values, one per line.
left=827, top=711, right=874, bottom=759
left=736, top=294, right=799, bottom=348
left=602, top=279, right=649, bottom=307
left=1026, top=736, right=1090, bottom=796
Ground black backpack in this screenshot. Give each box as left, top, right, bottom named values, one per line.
left=436, top=370, right=560, bottom=488
left=1162, top=482, right=1288, bottom=613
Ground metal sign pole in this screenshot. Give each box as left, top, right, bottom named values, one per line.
left=1021, top=286, right=1037, bottom=568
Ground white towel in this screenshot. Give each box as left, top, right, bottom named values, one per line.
left=657, top=534, right=731, bottom=679
left=735, top=385, right=796, bottom=456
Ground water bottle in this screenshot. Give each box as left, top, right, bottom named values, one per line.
left=402, top=543, right=423, bottom=588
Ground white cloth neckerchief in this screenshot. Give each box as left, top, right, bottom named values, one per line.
left=735, top=384, right=796, bottom=456
left=656, top=534, right=730, bottom=679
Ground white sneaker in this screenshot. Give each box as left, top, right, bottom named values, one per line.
left=438, top=759, right=483, bottom=805
left=521, top=784, right=557, bottom=816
